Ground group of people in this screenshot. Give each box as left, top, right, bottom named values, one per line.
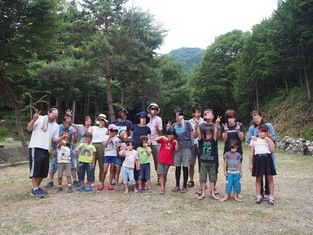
left=27, top=103, right=277, bottom=205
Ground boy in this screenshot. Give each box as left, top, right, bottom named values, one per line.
left=75, top=132, right=96, bottom=191
left=56, top=137, right=73, bottom=193
left=220, top=139, right=243, bottom=202
left=155, top=127, right=179, bottom=195
left=137, top=135, right=153, bottom=193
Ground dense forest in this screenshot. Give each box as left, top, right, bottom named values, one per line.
left=0, top=0, right=312, bottom=149
left=168, top=47, right=205, bottom=71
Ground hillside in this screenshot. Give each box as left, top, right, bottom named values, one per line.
left=168, top=47, right=205, bottom=71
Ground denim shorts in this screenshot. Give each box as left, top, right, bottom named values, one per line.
left=225, top=171, right=241, bottom=194
left=104, top=156, right=117, bottom=164
left=139, top=163, right=151, bottom=180
left=78, top=162, right=94, bottom=182
left=115, top=156, right=124, bottom=167
left=122, top=166, right=135, bottom=185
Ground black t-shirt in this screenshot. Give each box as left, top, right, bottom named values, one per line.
left=220, top=123, right=245, bottom=155
left=198, top=138, right=217, bottom=163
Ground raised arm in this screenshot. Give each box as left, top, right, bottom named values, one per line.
left=27, top=109, right=41, bottom=131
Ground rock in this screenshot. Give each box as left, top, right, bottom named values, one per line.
left=4, top=137, right=14, bottom=142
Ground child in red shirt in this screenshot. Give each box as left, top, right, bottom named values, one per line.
left=154, top=127, right=178, bottom=195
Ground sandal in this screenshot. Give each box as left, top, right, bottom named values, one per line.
left=180, top=187, right=187, bottom=193
left=171, top=186, right=180, bottom=192
left=197, top=194, right=205, bottom=200
left=255, top=195, right=262, bottom=204
left=187, top=181, right=195, bottom=187
left=211, top=195, right=219, bottom=200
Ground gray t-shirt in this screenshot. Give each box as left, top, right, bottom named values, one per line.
left=104, top=136, right=120, bottom=157
left=171, top=120, right=193, bottom=149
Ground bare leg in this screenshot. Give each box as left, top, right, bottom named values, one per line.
left=100, top=163, right=109, bottom=185
left=266, top=175, right=274, bottom=197
left=220, top=193, right=230, bottom=202
left=189, top=164, right=195, bottom=183
left=114, top=167, right=121, bottom=189
left=124, top=184, right=128, bottom=194
left=256, top=176, right=262, bottom=196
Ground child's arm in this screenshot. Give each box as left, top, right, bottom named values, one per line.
left=154, top=136, right=165, bottom=142
left=146, top=145, right=152, bottom=155
left=75, top=143, right=83, bottom=152
left=119, top=148, right=126, bottom=157
left=174, top=140, right=179, bottom=151
left=92, top=152, right=96, bottom=169
left=214, top=124, right=220, bottom=141
left=102, top=136, right=110, bottom=147
left=249, top=145, right=254, bottom=173
left=265, top=136, right=276, bottom=152
left=147, top=134, right=151, bottom=145
left=193, top=119, right=199, bottom=139
left=239, top=158, right=243, bottom=178
left=135, top=158, right=140, bottom=171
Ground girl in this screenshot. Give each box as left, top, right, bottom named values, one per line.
left=98, top=124, right=120, bottom=191
left=247, top=110, right=277, bottom=201
left=249, top=124, right=276, bottom=205
left=119, top=138, right=140, bottom=194
left=114, top=129, right=128, bottom=191
left=137, top=135, right=153, bottom=193
left=155, top=127, right=179, bottom=195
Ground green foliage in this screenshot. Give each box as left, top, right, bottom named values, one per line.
left=169, top=47, right=205, bottom=71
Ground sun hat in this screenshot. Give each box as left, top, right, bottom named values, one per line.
left=147, top=103, right=160, bottom=114
left=135, top=111, right=150, bottom=124
left=108, top=124, right=118, bottom=131
left=96, top=113, right=108, bottom=123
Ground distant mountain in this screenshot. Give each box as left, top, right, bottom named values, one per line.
left=168, top=47, right=205, bottom=71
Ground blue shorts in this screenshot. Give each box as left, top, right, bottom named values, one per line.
left=225, top=171, right=241, bottom=194
left=139, top=163, right=151, bottom=180
left=78, top=162, right=94, bottom=182
left=104, top=156, right=117, bottom=164
left=115, top=156, right=124, bottom=167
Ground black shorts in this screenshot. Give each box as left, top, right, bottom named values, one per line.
left=29, top=148, right=50, bottom=178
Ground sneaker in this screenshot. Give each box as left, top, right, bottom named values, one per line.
left=147, top=187, right=153, bottom=193
left=111, top=179, right=116, bottom=185
left=44, top=181, right=53, bottom=188
left=138, top=188, right=143, bottom=193
left=181, top=187, right=187, bottom=193
left=30, top=189, right=44, bottom=198
left=38, top=188, right=48, bottom=195
left=98, top=184, right=104, bottom=191
left=107, top=184, right=114, bottom=190
left=73, top=180, right=80, bottom=187
left=255, top=195, right=262, bottom=204
left=263, top=195, right=269, bottom=201
left=56, top=187, right=63, bottom=192
left=68, top=187, right=73, bottom=193
left=268, top=197, right=274, bottom=205
left=171, top=186, right=180, bottom=192
left=77, top=186, right=85, bottom=191
left=160, top=189, right=165, bottom=195
left=85, top=186, right=92, bottom=192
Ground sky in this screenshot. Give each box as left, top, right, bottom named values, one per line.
left=126, top=0, right=278, bottom=54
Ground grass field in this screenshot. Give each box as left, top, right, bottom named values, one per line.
left=0, top=143, right=312, bottom=234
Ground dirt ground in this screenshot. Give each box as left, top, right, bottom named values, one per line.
left=0, top=144, right=312, bottom=235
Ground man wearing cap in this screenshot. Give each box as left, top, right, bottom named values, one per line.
left=44, top=114, right=78, bottom=189
left=147, top=103, right=163, bottom=184
left=91, top=114, right=109, bottom=185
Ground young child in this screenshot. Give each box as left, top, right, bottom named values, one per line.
left=119, top=138, right=140, bottom=194
left=249, top=124, right=276, bottom=205
left=195, top=122, right=220, bottom=200
left=220, top=139, right=243, bottom=202
left=75, top=132, right=96, bottom=191
left=98, top=124, right=120, bottom=191
left=137, top=135, right=153, bottom=193
left=154, top=127, right=179, bottom=195
left=114, top=129, right=128, bottom=191
left=56, top=137, right=73, bottom=193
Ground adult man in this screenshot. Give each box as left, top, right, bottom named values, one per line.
left=112, top=107, right=133, bottom=135
left=27, top=107, right=62, bottom=198
left=146, top=103, right=163, bottom=184
left=45, top=114, right=78, bottom=189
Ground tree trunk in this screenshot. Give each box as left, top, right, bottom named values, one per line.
left=303, top=68, right=311, bottom=101
left=72, top=99, right=76, bottom=123
left=0, top=69, right=28, bottom=156
left=106, top=72, right=115, bottom=122
left=255, top=79, right=259, bottom=111
left=284, top=78, right=289, bottom=94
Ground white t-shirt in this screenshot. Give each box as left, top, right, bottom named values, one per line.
left=104, top=136, right=120, bottom=156
left=122, top=150, right=138, bottom=168
left=250, top=138, right=271, bottom=155
left=91, top=126, right=108, bottom=143
left=28, top=115, right=59, bottom=152
left=57, top=145, right=71, bottom=163
left=147, top=115, right=163, bottom=145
